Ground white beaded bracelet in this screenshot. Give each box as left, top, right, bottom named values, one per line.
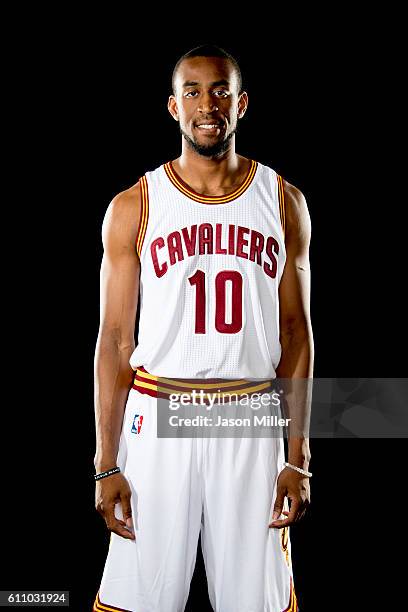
left=284, top=462, right=312, bottom=477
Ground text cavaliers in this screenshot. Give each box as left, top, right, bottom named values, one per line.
left=150, top=223, right=280, bottom=279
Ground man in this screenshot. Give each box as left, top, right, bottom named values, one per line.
left=93, top=44, right=313, bottom=612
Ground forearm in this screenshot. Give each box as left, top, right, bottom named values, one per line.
left=94, top=329, right=135, bottom=471
left=276, top=327, right=314, bottom=469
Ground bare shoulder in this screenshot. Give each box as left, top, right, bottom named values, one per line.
left=282, top=178, right=311, bottom=244
left=102, top=181, right=142, bottom=252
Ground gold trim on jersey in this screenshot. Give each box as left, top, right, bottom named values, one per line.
left=93, top=591, right=131, bottom=612
left=164, top=159, right=258, bottom=204
left=282, top=577, right=298, bottom=611
left=281, top=525, right=291, bottom=566
left=135, top=175, right=149, bottom=257
left=277, top=174, right=286, bottom=239
left=132, top=366, right=274, bottom=403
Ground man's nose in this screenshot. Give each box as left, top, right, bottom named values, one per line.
left=197, top=93, right=218, bottom=113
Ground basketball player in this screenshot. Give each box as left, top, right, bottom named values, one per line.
left=93, top=45, right=313, bottom=612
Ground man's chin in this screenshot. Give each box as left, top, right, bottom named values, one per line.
left=193, top=144, right=225, bottom=158
left=181, top=129, right=235, bottom=158
left=180, top=130, right=236, bottom=157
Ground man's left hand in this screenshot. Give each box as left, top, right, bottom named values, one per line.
left=269, top=466, right=310, bottom=528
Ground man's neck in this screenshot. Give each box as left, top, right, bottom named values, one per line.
left=173, top=148, right=249, bottom=196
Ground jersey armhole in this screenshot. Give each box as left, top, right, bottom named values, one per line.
left=135, top=175, right=149, bottom=257
left=276, top=174, right=286, bottom=241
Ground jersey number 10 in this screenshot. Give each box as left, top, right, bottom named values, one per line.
left=189, top=269, right=243, bottom=335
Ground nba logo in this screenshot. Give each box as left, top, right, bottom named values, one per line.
left=131, top=414, right=144, bottom=434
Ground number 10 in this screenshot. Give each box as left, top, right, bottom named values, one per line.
left=188, top=269, right=243, bottom=334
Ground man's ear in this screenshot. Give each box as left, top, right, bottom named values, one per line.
left=238, top=91, right=249, bottom=119
left=168, top=95, right=179, bottom=121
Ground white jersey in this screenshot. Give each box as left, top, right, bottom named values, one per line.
left=130, top=158, right=286, bottom=379
left=96, top=159, right=298, bottom=612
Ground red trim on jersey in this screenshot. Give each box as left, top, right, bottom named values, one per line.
left=164, top=159, right=258, bottom=204
left=132, top=366, right=274, bottom=404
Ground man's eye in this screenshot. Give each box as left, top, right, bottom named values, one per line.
left=184, top=91, right=198, bottom=97
left=215, top=90, right=229, bottom=97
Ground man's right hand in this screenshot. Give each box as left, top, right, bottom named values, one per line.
left=95, top=472, right=135, bottom=540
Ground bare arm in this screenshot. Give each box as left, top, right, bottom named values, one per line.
left=94, top=182, right=141, bottom=539
left=270, top=180, right=314, bottom=528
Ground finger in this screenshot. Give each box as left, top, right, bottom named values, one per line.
left=269, top=517, right=291, bottom=528
left=121, top=493, right=134, bottom=533
left=270, top=499, right=300, bottom=528
left=273, top=510, right=289, bottom=519
left=288, top=498, right=302, bottom=523
left=271, top=487, right=286, bottom=522
left=269, top=514, right=291, bottom=528
left=111, top=520, right=135, bottom=540
left=105, top=505, right=135, bottom=540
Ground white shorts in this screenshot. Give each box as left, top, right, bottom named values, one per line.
left=93, top=388, right=298, bottom=612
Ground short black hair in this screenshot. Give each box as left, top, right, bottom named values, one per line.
left=172, top=44, right=243, bottom=96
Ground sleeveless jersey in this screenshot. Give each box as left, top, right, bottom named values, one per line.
left=130, top=159, right=287, bottom=379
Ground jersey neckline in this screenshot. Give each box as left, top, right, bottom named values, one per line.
left=163, top=159, right=258, bottom=205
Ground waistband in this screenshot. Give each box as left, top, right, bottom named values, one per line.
left=132, top=366, right=274, bottom=405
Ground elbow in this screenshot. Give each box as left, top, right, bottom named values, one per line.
left=280, top=315, right=312, bottom=341
left=96, top=326, right=135, bottom=353
left=280, top=318, right=314, bottom=358
left=277, top=320, right=314, bottom=378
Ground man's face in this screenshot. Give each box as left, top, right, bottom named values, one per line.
left=168, top=56, right=248, bottom=158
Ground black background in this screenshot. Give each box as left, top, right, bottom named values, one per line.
left=3, top=15, right=406, bottom=612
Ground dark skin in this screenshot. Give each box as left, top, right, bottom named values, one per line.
left=94, top=185, right=141, bottom=540
left=270, top=181, right=313, bottom=528
left=94, top=56, right=313, bottom=540
left=167, top=56, right=250, bottom=195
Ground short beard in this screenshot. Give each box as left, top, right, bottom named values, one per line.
left=180, top=126, right=237, bottom=158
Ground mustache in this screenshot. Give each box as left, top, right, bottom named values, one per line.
left=194, top=118, right=225, bottom=126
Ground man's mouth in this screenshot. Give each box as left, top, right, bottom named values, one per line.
left=195, top=122, right=224, bottom=134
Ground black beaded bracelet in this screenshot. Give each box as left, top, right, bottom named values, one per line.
left=94, top=466, right=121, bottom=481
